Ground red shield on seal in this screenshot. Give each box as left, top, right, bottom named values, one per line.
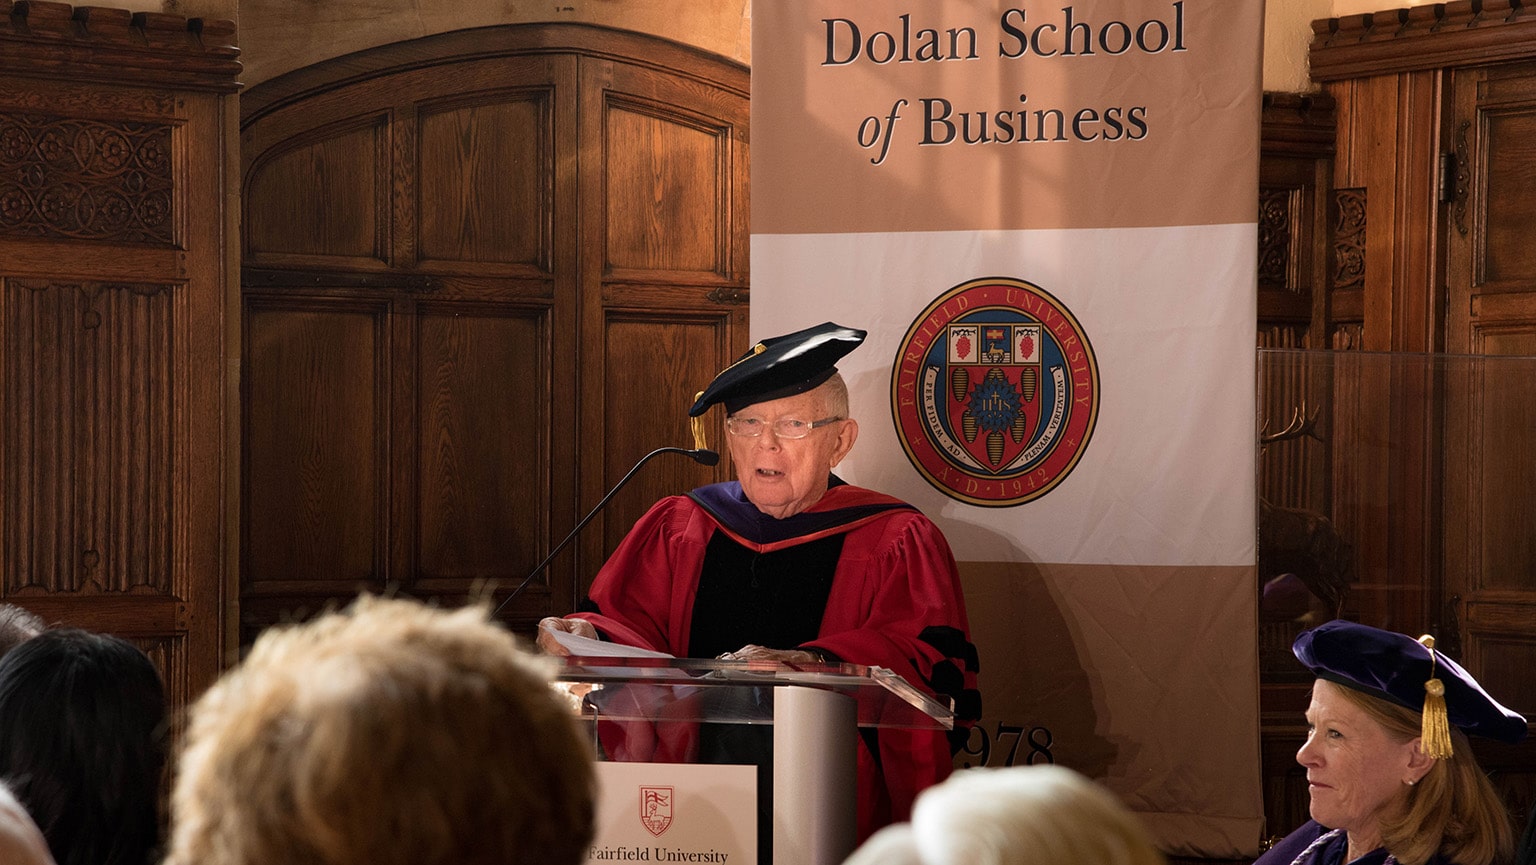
left=640, top=785, right=674, bottom=836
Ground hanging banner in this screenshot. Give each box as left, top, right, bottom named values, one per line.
left=751, top=1, right=1263, bottom=857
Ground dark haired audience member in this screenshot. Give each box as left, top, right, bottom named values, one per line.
left=0, top=629, right=167, bottom=865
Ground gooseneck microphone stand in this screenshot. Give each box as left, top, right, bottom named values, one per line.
left=491, top=446, right=719, bottom=618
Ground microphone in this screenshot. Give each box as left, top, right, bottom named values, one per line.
left=492, top=446, right=719, bottom=617
left=683, top=448, right=720, bottom=467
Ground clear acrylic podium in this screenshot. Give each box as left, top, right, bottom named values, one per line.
left=554, top=655, right=955, bottom=865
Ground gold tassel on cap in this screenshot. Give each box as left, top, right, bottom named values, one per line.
left=1417, top=634, right=1454, bottom=760
left=691, top=391, right=709, bottom=452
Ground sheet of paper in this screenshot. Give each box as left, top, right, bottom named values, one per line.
left=548, top=628, right=675, bottom=659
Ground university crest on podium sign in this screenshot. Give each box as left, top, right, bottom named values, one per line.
left=892, top=277, right=1099, bottom=507
left=639, top=785, right=674, bottom=836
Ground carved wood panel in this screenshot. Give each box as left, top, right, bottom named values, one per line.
left=0, top=3, right=238, bottom=716
left=0, top=113, right=176, bottom=245
left=1258, top=188, right=1302, bottom=295
left=1333, top=188, right=1365, bottom=295
left=3, top=280, right=179, bottom=593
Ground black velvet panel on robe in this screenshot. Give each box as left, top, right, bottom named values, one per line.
left=687, top=531, right=844, bottom=659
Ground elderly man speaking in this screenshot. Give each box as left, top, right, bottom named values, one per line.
left=538, top=321, right=980, bottom=843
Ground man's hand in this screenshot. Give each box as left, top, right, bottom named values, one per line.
left=536, top=617, right=598, bottom=656
left=718, top=644, right=824, bottom=666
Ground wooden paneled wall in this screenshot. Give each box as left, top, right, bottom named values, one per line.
left=1247, top=2, right=1536, bottom=857
left=1310, top=0, right=1536, bottom=814
left=238, top=25, right=749, bottom=644
left=1255, top=91, right=1340, bottom=853
left=0, top=1, right=240, bottom=713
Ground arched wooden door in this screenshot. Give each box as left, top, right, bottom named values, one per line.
left=239, top=25, right=748, bottom=643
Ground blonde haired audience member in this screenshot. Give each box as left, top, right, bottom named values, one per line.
left=843, top=764, right=1166, bottom=865
left=164, top=595, right=595, bottom=865
left=1252, top=620, right=1526, bottom=865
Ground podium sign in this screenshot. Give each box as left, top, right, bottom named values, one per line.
left=588, top=762, right=756, bottom=865
left=556, top=656, right=953, bottom=865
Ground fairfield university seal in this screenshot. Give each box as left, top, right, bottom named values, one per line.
left=891, top=277, right=1099, bottom=507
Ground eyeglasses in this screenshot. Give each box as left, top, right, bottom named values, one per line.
left=725, top=416, right=845, bottom=439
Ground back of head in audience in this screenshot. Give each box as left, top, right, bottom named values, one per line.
left=0, top=604, right=45, bottom=659
left=844, top=764, right=1167, bottom=865
left=0, top=628, right=167, bottom=865
left=0, top=780, right=56, bottom=865
left=165, top=594, right=596, bottom=865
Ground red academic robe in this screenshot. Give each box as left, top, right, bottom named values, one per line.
left=570, top=481, right=981, bottom=841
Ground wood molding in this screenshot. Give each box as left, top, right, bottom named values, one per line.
left=243, top=268, right=437, bottom=292
left=0, top=1, right=240, bottom=91
left=1311, top=0, right=1536, bottom=80
left=1258, top=92, right=1336, bottom=342
left=1261, top=92, right=1337, bottom=159
left=240, top=23, right=748, bottom=127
